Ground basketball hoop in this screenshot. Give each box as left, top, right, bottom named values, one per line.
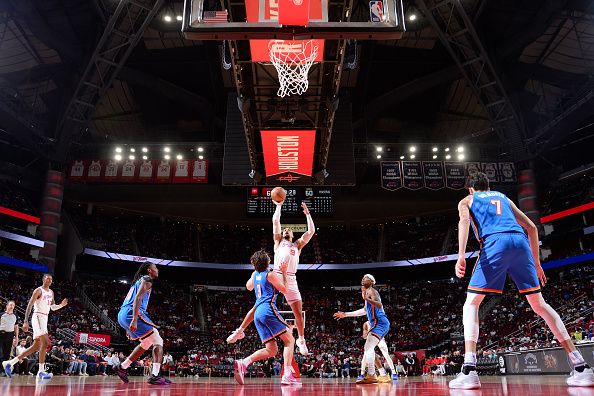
left=268, top=40, right=319, bottom=97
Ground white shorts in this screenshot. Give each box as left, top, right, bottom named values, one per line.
left=32, top=312, right=49, bottom=339
left=273, top=271, right=302, bottom=303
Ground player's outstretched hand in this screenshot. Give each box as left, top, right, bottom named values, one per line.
left=279, top=260, right=289, bottom=274
left=274, top=199, right=284, bottom=207
left=301, top=202, right=310, bottom=215
left=455, top=257, right=466, bottom=278
left=61, top=298, right=68, bottom=307
left=536, top=264, right=547, bottom=286
left=333, top=311, right=346, bottom=320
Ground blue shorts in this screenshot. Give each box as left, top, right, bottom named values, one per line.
left=468, top=232, right=541, bottom=295
left=254, top=304, right=288, bottom=344
left=117, top=307, right=157, bottom=340
left=369, top=318, right=390, bottom=340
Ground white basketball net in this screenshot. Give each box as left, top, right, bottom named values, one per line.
left=268, top=40, right=319, bottom=98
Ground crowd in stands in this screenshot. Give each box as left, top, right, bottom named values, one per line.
left=540, top=174, right=594, bottom=215
left=0, top=183, right=38, bottom=216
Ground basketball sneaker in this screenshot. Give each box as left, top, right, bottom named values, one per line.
left=296, top=338, right=309, bottom=355
left=148, top=374, right=169, bottom=385
left=356, top=374, right=365, bottom=381
left=234, top=359, right=247, bottom=385
left=391, top=373, right=399, bottom=381
left=116, top=367, right=129, bottom=383
left=567, top=366, right=594, bottom=387
left=2, top=361, right=13, bottom=378
left=448, top=370, right=481, bottom=389
left=37, top=371, right=53, bottom=380
left=227, top=328, right=245, bottom=344
left=281, top=372, right=300, bottom=385
left=356, top=374, right=378, bottom=384
left=377, top=374, right=391, bottom=383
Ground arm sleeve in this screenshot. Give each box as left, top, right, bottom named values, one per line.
left=344, top=308, right=366, bottom=317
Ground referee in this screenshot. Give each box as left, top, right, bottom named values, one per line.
left=0, top=300, right=19, bottom=377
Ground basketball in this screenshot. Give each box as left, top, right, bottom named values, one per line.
left=271, top=187, right=286, bottom=203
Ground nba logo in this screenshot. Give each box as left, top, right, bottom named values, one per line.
left=369, top=1, right=384, bottom=22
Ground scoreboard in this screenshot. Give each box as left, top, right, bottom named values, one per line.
left=247, top=187, right=333, bottom=217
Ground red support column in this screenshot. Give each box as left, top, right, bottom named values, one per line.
left=38, top=170, right=64, bottom=274
left=517, top=169, right=541, bottom=230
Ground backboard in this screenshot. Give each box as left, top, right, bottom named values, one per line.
left=182, top=0, right=406, bottom=41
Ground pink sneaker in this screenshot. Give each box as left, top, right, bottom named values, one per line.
left=234, top=360, right=247, bottom=385
left=281, top=372, right=300, bottom=385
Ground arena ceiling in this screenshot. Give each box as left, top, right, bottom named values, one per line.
left=0, top=0, right=593, bottom=182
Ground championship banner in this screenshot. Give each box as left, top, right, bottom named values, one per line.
left=87, top=160, right=102, bottom=181
left=245, top=0, right=325, bottom=62
left=75, top=332, right=111, bottom=347
left=445, top=163, right=466, bottom=190
left=465, top=162, right=481, bottom=176
left=155, top=160, right=172, bottom=183
left=498, top=162, right=516, bottom=182
left=69, top=161, right=85, bottom=180
left=191, top=160, right=208, bottom=183
left=380, top=161, right=402, bottom=191
left=261, top=130, right=316, bottom=177
left=120, top=160, right=137, bottom=182
left=172, top=160, right=190, bottom=183
left=422, top=161, right=445, bottom=190
left=103, top=160, right=119, bottom=182
left=482, top=162, right=499, bottom=183
left=402, top=161, right=423, bottom=190
left=137, top=160, right=155, bottom=182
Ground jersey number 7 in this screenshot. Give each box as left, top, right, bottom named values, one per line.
left=490, top=199, right=502, bottom=215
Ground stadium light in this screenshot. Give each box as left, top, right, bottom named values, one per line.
left=164, top=146, right=171, bottom=153
left=198, top=155, right=204, bottom=160
left=457, top=146, right=464, bottom=153
left=130, top=148, right=135, bottom=153
left=142, top=156, right=148, bottom=160
left=197, top=147, right=204, bottom=152
left=445, top=147, right=450, bottom=152
left=176, top=15, right=183, bottom=21
left=410, top=154, right=415, bottom=159
left=409, top=146, right=416, bottom=153
left=432, top=147, right=438, bottom=152
left=400, top=155, right=405, bottom=160
left=458, top=154, right=465, bottom=160
left=163, top=15, right=172, bottom=22
left=176, top=154, right=183, bottom=160
left=445, top=154, right=451, bottom=160
left=114, top=154, right=122, bottom=161
left=376, top=146, right=383, bottom=152
left=129, top=155, right=135, bottom=160
left=142, top=147, right=148, bottom=153
left=433, top=155, right=438, bottom=159
left=376, top=154, right=382, bottom=159
left=115, top=147, right=122, bottom=153
left=164, top=154, right=170, bottom=160
left=409, top=14, right=417, bottom=21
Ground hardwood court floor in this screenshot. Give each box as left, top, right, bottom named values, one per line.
left=1, top=374, right=592, bottom=396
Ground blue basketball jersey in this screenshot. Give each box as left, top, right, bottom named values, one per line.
left=253, top=270, right=278, bottom=309
left=365, top=290, right=388, bottom=326
left=121, top=275, right=152, bottom=312
left=469, top=191, right=523, bottom=242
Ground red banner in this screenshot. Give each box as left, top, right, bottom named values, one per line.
left=69, top=161, right=85, bottom=180
left=261, top=130, right=315, bottom=177
left=279, top=0, right=311, bottom=26
left=172, top=160, right=191, bottom=183
left=245, top=0, right=325, bottom=62
left=120, top=160, right=137, bottom=182
left=138, top=160, right=155, bottom=182
left=87, top=160, right=102, bottom=181
left=155, top=160, right=172, bottom=183
left=75, top=332, right=111, bottom=347
left=103, top=160, right=119, bottom=182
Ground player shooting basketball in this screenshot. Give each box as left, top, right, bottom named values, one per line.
left=227, top=199, right=314, bottom=355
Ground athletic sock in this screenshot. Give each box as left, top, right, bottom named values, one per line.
left=464, top=352, right=477, bottom=366
left=242, top=356, right=253, bottom=367
left=8, top=357, right=19, bottom=366
left=38, top=363, right=45, bottom=373
left=378, top=368, right=387, bottom=376
left=152, top=363, right=161, bottom=376
left=121, top=359, right=132, bottom=369
left=568, top=350, right=586, bottom=367
left=462, top=365, right=476, bottom=375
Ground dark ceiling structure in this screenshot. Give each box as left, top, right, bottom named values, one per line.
left=0, top=0, right=593, bottom=184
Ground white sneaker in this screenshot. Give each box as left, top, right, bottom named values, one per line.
left=227, top=328, right=245, bottom=344
left=296, top=338, right=309, bottom=355
left=448, top=370, right=481, bottom=389
left=567, top=367, right=594, bottom=387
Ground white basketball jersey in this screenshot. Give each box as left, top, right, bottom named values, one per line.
left=274, top=240, right=300, bottom=275
left=34, top=287, right=53, bottom=315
